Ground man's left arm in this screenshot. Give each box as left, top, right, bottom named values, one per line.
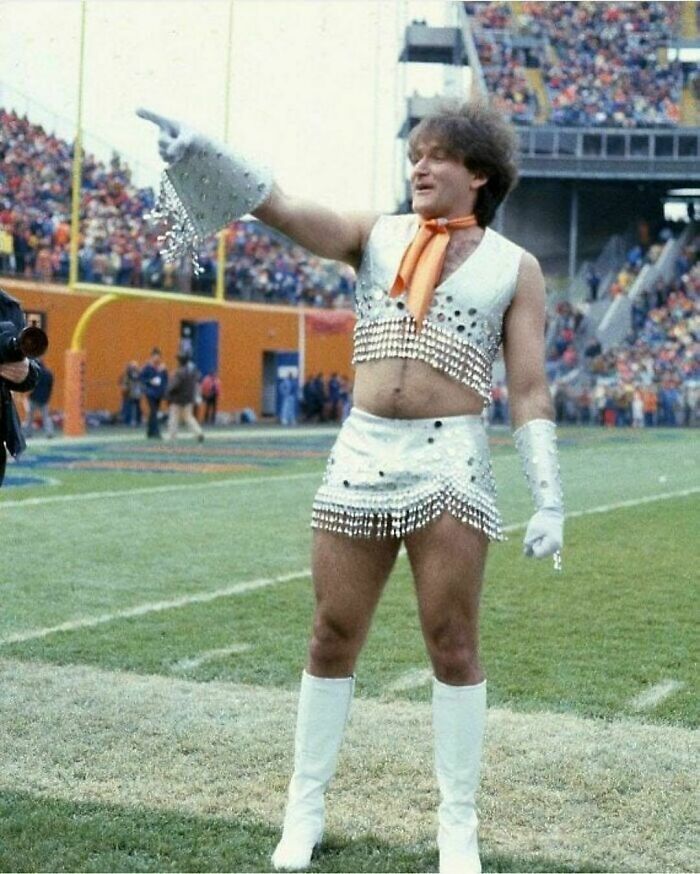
left=502, top=252, right=564, bottom=563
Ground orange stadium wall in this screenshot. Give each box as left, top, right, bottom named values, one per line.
left=2, top=279, right=354, bottom=418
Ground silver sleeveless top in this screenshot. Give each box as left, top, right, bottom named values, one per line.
left=353, top=214, right=525, bottom=401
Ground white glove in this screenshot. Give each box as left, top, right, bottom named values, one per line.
left=523, top=506, right=563, bottom=559
left=513, top=418, right=564, bottom=567
left=136, top=108, right=194, bottom=164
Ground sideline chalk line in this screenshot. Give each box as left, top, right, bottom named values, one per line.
left=1, top=487, right=698, bottom=647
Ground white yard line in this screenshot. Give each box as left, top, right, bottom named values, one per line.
left=629, top=679, right=686, bottom=712
left=2, top=487, right=698, bottom=647
left=170, top=644, right=252, bottom=673
left=0, top=471, right=320, bottom=509
left=0, top=659, right=696, bottom=873
left=384, top=668, right=433, bottom=693
left=0, top=571, right=310, bottom=646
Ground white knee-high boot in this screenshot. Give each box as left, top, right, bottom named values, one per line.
left=432, top=677, right=487, bottom=874
left=272, top=670, right=355, bottom=871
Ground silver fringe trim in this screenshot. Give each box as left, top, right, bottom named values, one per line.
left=353, top=317, right=494, bottom=401
left=311, top=486, right=505, bottom=541
left=145, top=172, right=204, bottom=274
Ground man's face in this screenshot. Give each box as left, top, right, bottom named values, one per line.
left=409, top=138, right=485, bottom=220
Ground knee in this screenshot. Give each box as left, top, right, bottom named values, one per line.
left=308, top=614, right=360, bottom=675
left=425, top=621, right=482, bottom=685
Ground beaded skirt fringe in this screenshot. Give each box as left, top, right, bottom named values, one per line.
left=312, top=407, right=504, bottom=542
left=312, top=486, right=504, bottom=541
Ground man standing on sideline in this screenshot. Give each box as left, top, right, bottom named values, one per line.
left=120, top=360, right=143, bottom=427
left=200, top=370, right=221, bottom=425
left=165, top=353, right=204, bottom=442
left=24, top=357, right=54, bottom=438
left=279, top=372, right=298, bottom=427
left=139, top=100, right=564, bottom=874
left=140, top=347, right=168, bottom=439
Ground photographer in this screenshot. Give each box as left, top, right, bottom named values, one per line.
left=0, top=289, right=40, bottom=486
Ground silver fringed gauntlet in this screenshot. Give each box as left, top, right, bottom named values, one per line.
left=513, top=418, right=564, bottom=568
left=137, top=109, right=273, bottom=267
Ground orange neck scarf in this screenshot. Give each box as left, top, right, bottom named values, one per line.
left=390, top=214, right=479, bottom=329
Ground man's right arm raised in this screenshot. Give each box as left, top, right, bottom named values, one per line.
left=254, top=186, right=377, bottom=271
left=137, top=108, right=377, bottom=272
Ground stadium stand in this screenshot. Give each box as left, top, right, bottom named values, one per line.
left=464, top=2, right=540, bottom=124
left=543, top=232, right=699, bottom=426
left=465, top=1, right=683, bottom=128
left=0, top=107, right=354, bottom=306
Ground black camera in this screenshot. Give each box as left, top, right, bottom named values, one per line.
left=0, top=322, right=49, bottom=364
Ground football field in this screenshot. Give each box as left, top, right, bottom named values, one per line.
left=1, top=425, right=698, bottom=873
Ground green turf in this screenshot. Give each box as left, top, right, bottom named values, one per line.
left=1, top=425, right=698, bottom=872
left=3, top=496, right=697, bottom=726
left=0, top=791, right=603, bottom=873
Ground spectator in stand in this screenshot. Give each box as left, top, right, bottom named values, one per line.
left=587, top=269, right=600, bottom=302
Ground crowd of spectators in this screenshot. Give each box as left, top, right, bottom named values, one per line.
left=543, top=234, right=699, bottom=427
left=522, top=1, right=682, bottom=127
left=0, top=107, right=354, bottom=306
left=464, top=2, right=539, bottom=124
left=464, top=1, right=683, bottom=128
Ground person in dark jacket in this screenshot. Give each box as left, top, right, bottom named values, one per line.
left=24, top=359, right=54, bottom=437
left=0, top=289, right=40, bottom=485
left=165, top=354, right=204, bottom=442
left=140, top=347, right=168, bottom=439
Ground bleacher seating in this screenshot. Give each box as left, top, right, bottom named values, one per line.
left=0, top=107, right=354, bottom=306
left=545, top=233, right=699, bottom=426
left=465, top=1, right=683, bottom=128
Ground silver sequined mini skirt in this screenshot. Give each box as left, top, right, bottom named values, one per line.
left=311, top=407, right=504, bottom=540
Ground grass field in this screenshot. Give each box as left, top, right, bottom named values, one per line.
left=1, top=424, right=698, bottom=873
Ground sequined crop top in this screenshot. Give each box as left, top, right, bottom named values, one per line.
left=353, top=214, right=525, bottom=401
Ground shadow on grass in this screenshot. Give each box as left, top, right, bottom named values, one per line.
left=1, top=790, right=606, bottom=873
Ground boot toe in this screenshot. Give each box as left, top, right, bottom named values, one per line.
left=271, top=834, right=319, bottom=871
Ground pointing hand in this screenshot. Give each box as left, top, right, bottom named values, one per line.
left=136, top=108, right=194, bottom=164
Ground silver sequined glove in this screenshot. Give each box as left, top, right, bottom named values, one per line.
left=136, top=109, right=196, bottom=163
left=136, top=107, right=273, bottom=264
left=513, top=419, right=564, bottom=566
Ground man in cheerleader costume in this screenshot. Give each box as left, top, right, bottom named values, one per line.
left=138, top=101, right=564, bottom=874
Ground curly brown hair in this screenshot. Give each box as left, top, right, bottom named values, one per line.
left=407, top=100, right=520, bottom=227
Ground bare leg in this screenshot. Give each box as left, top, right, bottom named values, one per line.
left=273, top=530, right=401, bottom=871
left=405, top=513, right=487, bottom=684
left=308, top=530, right=401, bottom=677
left=405, top=514, right=489, bottom=874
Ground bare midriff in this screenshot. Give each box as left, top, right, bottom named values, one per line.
left=353, top=358, right=485, bottom=419
left=352, top=227, right=489, bottom=419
